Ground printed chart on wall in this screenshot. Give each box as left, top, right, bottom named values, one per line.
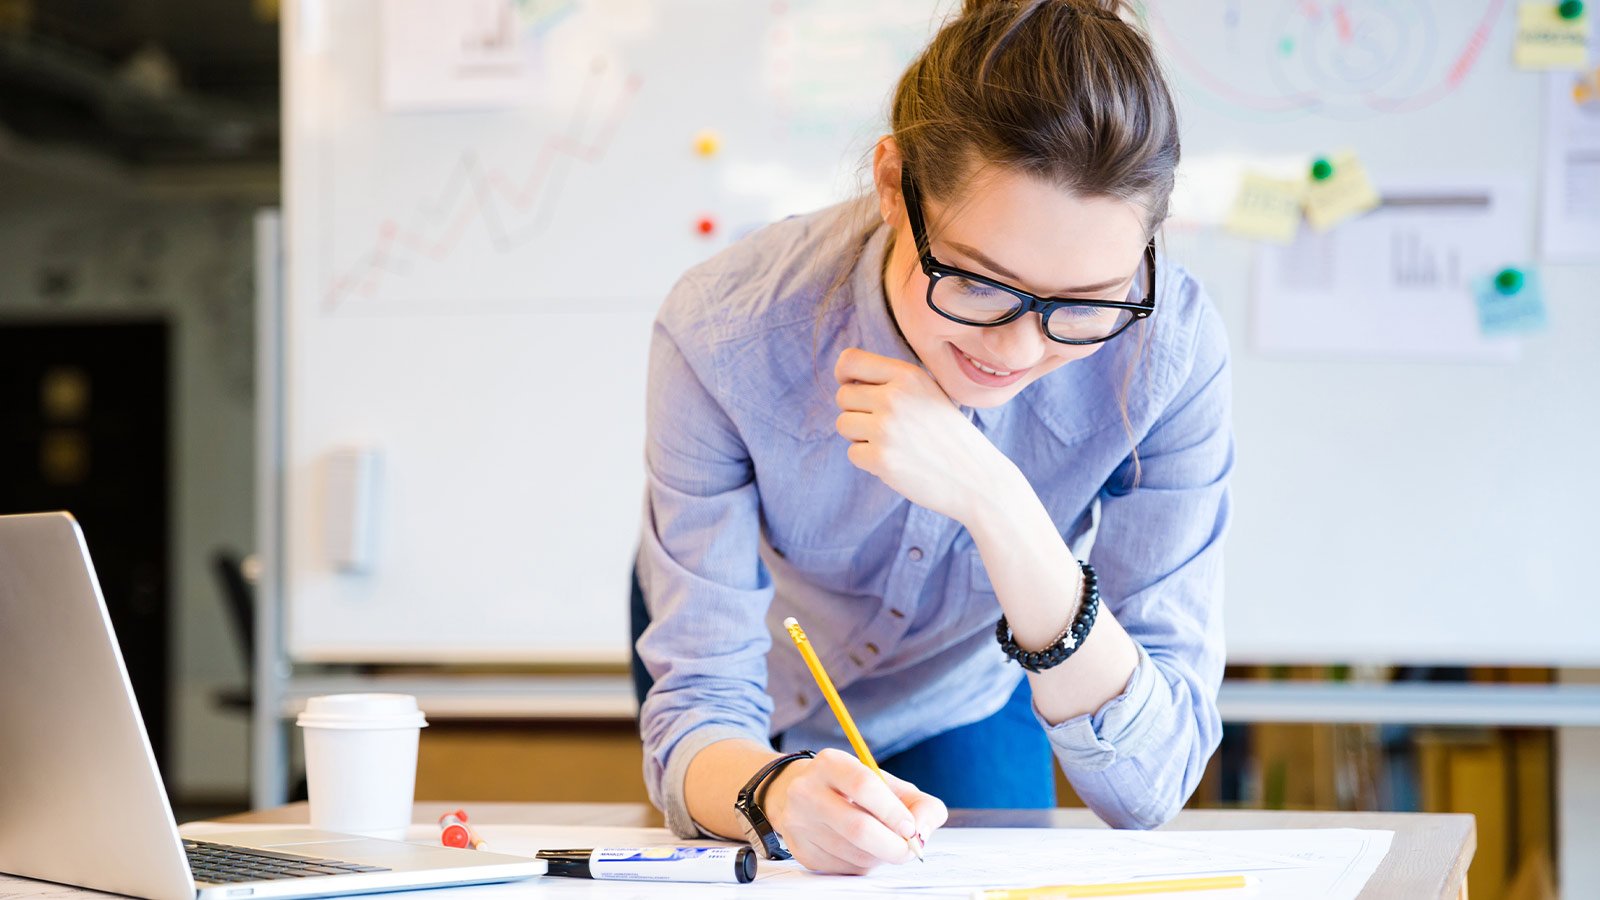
left=303, top=0, right=946, bottom=317
left=1542, top=24, right=1600, bottom=261
left=1252, top=174, right=1529, bottom=362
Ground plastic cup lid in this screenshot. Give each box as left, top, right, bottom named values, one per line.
left=295, top=693, right=428, bottom=730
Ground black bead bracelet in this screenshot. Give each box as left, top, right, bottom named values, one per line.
left=995, top=560, right=1100, bottom=673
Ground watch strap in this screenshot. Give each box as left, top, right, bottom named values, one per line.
left=733, top=750, right=815, bottom=860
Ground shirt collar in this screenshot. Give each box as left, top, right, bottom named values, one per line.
left=847, top=221, right=1008, bottom=430
left=850, top=222, right=922, bottom=368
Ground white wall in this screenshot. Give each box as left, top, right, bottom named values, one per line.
left=0, top=183, right=263, bottom=799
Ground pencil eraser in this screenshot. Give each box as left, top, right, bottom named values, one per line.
left=783, top=617, right=798, bottom=629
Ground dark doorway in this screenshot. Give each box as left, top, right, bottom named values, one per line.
left=0, top=320, right=172, bottom=773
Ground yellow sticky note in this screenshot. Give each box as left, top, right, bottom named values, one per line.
left=1304, top=152, right=1380, bottom=232
left=1225, top=173, right=1306, bottom=243
left=1514, top=3, right=1591, bottom=71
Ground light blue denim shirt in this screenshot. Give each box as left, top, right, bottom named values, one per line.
left=636, top=199, right=1232, bottom=838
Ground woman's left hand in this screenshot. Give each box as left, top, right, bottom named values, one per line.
left=834, top=347, right=1012, bottom=524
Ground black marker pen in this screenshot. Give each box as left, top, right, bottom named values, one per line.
left=536, top=846, right=757, bottom=884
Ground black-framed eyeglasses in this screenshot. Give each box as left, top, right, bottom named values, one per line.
left=901, top=169, right=1156, bottom=345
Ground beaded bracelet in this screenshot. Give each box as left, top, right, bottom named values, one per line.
left=994, top=560, right=1100, bottom=673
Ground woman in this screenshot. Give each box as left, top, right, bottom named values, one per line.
left=635, top=0, right=1231, bottom=875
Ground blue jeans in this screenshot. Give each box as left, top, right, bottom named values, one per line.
left=875, top=677, right=1057, bottom=809
left=774, top=676, right=1057, bottom=809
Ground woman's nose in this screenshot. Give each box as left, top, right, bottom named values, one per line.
left=981, top=313, right=1047, bottom=369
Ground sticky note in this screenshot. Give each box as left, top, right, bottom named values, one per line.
left=1304, top=152, right=1381, bottom=231
left=1514, top=3, right=1591, bottom=70
left=1225, top=172, right=1306, bottom=243
left=1473, top=268, right=1549, bottom=335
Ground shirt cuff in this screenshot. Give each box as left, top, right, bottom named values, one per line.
left=659, top=724, right=773, bottom=840
left=1031, top=643, right=1173, bottom=773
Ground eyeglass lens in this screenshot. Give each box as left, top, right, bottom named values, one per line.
left=929, top=268, right=1144, bottom=342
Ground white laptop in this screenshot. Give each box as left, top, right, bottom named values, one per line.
left=0, top=512, right=547, bottom=900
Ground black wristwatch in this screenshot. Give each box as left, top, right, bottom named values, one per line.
left=733, top=750, right=815, bottom=860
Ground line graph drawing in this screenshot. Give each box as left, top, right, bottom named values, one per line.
left=305, top=0, right=946, bottom=316
left=321, top=59, right=641, bottom=311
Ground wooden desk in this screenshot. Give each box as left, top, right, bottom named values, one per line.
left=0, top=802, right=1474, bottom=899
left=222, top=802, right=1472, bottom=899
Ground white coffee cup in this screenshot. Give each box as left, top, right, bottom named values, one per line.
left=296, top=693, right=428, bottom=841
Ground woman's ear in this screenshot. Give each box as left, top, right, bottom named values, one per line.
left=871, top=136, right=904, bottom=228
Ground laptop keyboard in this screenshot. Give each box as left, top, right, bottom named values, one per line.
left=184, top=839, right=392, bottom=884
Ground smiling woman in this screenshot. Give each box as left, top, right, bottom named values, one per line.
left=633, top=0, right=1232, bottom=878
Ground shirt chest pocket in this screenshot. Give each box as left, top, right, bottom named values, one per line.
left=763, top=539, right=865, bottom=596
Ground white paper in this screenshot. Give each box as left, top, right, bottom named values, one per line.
left=178, top=822, right=1394, bottom=900
left=1540, top=30, right=1600, bottom=262
left=382, top=0, right=539, bottom=111
left=1252, top=175, right=1528, bottom=362
left=1170, top=153, right=1311, bottom=230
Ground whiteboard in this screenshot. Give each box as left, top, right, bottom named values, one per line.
left=281, top=0, right=944, bottom=661
left=282, top=0, right=1600, bottom=665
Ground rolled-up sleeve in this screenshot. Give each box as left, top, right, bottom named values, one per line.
left=635, top=277, right=777, bottom=838
left=1041, top=297, right=1233, bottom=829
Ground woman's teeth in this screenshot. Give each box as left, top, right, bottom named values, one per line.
left=963, top=351, right=1013, bottom=376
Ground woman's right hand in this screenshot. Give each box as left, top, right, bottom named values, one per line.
left=762, top=748, right=949, bottom=874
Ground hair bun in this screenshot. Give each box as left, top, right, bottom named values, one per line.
left=961, top=0, right=1130, bottom=19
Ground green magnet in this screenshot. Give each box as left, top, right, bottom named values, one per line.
left=1558, top=0, right=1584, bottom=21
left=1494, top=267, right=1525, bottom=295
left=1310, top=157, right=1334, bottom=181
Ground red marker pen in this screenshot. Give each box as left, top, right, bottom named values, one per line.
left=438, top=809, right=485, bottom=850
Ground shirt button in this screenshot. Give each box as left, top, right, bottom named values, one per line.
left=866, top=642, right=880, bottom=655
left=907, top=547, right=924, bottom=561
left=796, top=694, right=808, bottom=708
left=889, top=608, right=906, bottom=619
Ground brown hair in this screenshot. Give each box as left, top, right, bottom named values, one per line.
left=820, top=0, right=1178, bottom=483
left=895, top=0, right=1179, bottom=230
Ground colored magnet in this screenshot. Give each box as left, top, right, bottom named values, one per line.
left=1493, top=267, right=1525, bottom=295
left=1559, top=0, right=1584, bottom=21
left=1310, top=157, right=1335, bottom=181
left=695, top=216, right=717, bottom=237
left=693, top=129, right=722, bottom=158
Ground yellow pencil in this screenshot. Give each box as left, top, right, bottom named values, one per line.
left=782, top=616, right=925, bottom=863
left=972, top=873, right=1255, bottom=899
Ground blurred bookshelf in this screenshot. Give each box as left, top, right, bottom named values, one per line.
left=1158, top=666, right=1560, bottom=900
